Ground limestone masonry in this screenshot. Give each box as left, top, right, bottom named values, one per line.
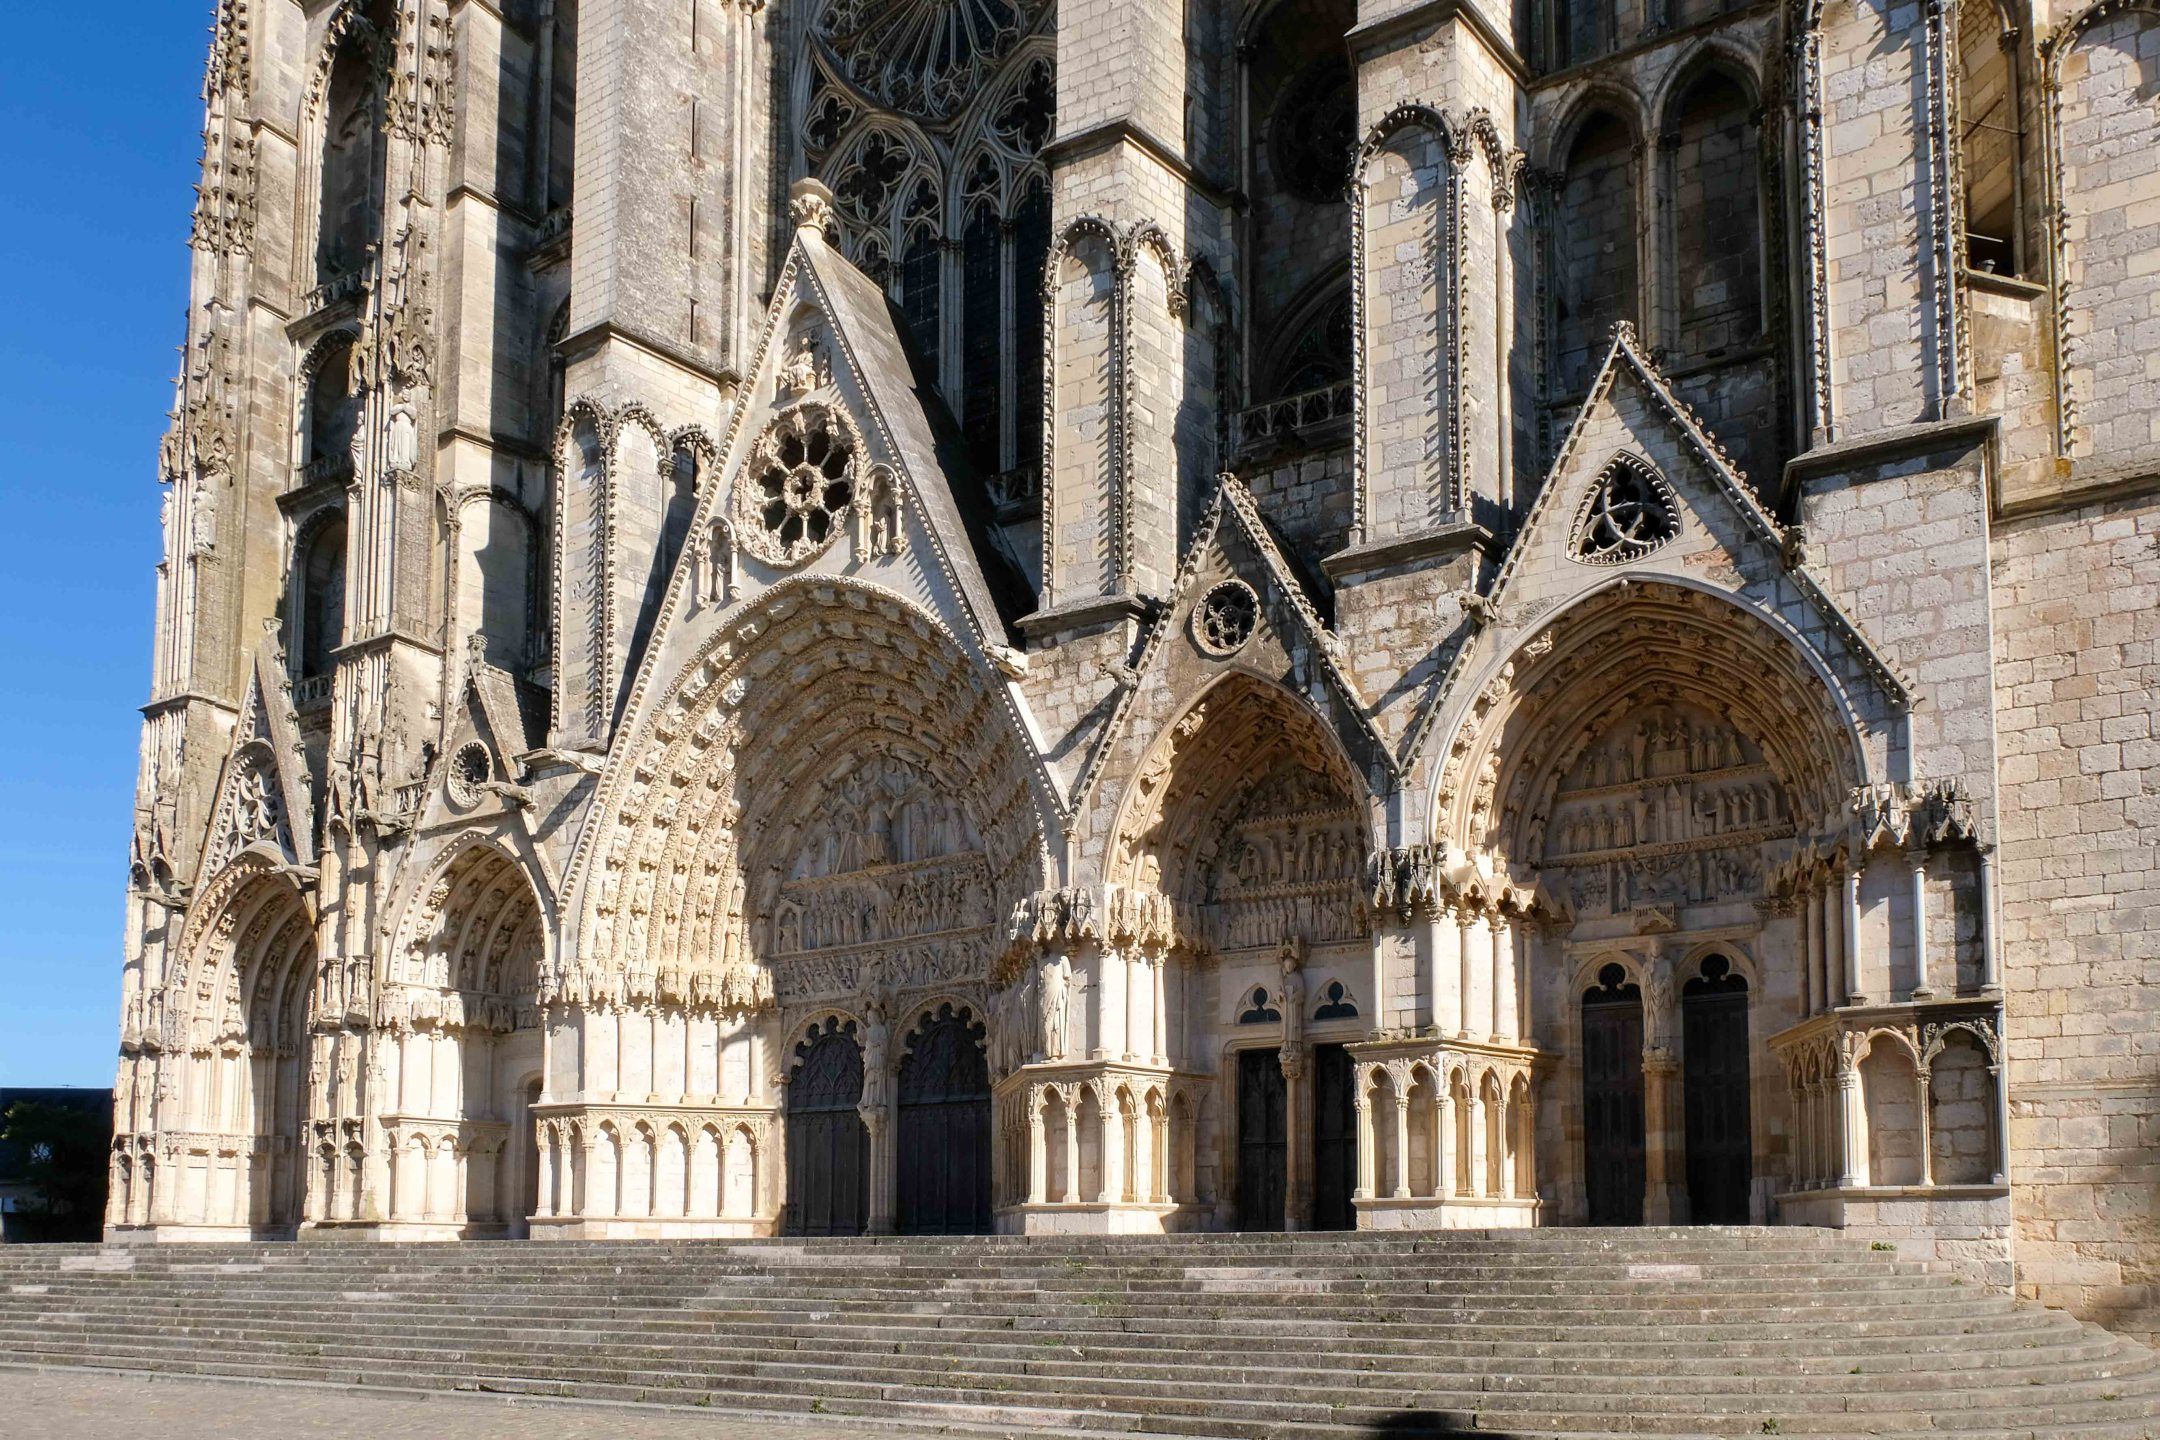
left=117, top=0, right=2160, bottom=1342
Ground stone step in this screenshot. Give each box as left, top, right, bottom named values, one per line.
left=5, top=1231, right=2156, bottom=1439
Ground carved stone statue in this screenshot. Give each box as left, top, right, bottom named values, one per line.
left=860, top=1000, right=891, bottom=1115
left=1039, top=954, right=1070, bottom=1063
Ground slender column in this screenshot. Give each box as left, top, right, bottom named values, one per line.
left=1908, top=852, right=1934, bottom=998
left=1843, top=867, right=1866, bottom=1006
left=1977, top=847, right=2002, bottom=992
left=1369, top=931, right=1388, bottom=1036
left=1151, top=954, right=1168, bottom=1066
left=1062, top=1090, right=1081, bottom=1204
left=1097, top=949, right=1123, bottom=1061
left=1468, top=1090, right=1489, bottom=1198
left=1423, top=907, right=1449, bottom=1032
left=1392, top=1093, right=1412, bottom=1199
left=1802, top=886, right=1821, bottom=1016
left=1915, top=1064, right=1935, bottom=1186
left=1438, top=1083, right=1457, bottom=1198
left=1101, top=1103, right=1125, bottom=1204
left=1353, top=1083, right=1375, bottom=1200
left=1494, top=1096, right=1512, bottom=1199
left=1281, top=1049, right=1309, bottom=1229
left=1457, top=912, right=1476, bottom=1039
left=1989, top=1063, right=2010, bottom=1185
left=1837, top=1067, right=1865, bottom=1188
left=1492, top=920, right=1517, bottom=1043
left=1124, top=948, right=1144, bottom=1062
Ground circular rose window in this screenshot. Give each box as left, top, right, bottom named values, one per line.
left=739, top=405, right=860, bottom=566
left=1194, top=579, right=1260, bottom=656
left=447, top=741, right=492, bottom=808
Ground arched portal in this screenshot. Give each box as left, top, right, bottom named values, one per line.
left=164, top=856, right=317, bottom=1235
left=1108, top=673, right=1374, bottom=1231
left=382, top=840, right=548, bottom=1235
left=896, top=1003, right=992, bottom=1234
left=1681, top=953, right=1752, bottom=1223
left=785, top=1018, right=869, bottom=1236
left=1435, top=581, right=1870, bottom=1225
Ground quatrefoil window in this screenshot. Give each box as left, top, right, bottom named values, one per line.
left=740, top=405, right=859, bottom=566
left=1570, top=457, right=1680, bottom=565
left=1195, top=579, right=1260, bottom=656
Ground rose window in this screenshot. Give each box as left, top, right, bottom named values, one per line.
left=1195, top=579, right=1261, bottom=656
left=741, top=406, right=860, bottom=565
left=1570, top=458, right=1680, bottom=565
left=817, top=0, right=1044, bottom=122
left=447, top=741, right=493, bottom=807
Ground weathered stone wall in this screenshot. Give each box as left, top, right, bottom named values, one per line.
left=1992, top=490, right=2160, bottom=1337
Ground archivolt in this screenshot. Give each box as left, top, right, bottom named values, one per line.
left=166, top=852, right=317, bottom=1057
left=570, top=580, right=1050, bottom=1006
left=1433, top=581, right=1866, bottom=865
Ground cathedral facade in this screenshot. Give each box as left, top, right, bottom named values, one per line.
left=115, top=0, right=2160, bottom=1335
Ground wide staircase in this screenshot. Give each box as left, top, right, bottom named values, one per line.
left=2, top=1229, right=2158, bottom=1440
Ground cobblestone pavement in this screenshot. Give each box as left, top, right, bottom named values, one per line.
left=0, top=1366, right=967, bottom=1439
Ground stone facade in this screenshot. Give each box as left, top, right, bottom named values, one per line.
left=111, top=0, right=2160, bottom=1339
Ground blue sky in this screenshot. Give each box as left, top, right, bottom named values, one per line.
left=0, top=5, right=206, bottom=1085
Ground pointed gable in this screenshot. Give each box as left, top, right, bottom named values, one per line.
left=1403, top=327, right=1909, bottom=770
left=199, top=637, right=315, bottom=880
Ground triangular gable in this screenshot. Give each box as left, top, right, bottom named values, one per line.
left=198, top=636, right=315, bottom=881
left=1071, top=475, right=1395, bottom=823
left=578, top=191, right=1071, bottom=883
left=1401, top=326, right=1910, bottom=770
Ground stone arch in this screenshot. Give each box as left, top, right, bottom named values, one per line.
left=1431, top=581, right=1869, bottom=869
left=162, top=854, right=318, bottom=1233
left=1855, top=1029, right=1926, bottom=1186
left=304, top=0, right=393, bottom=290
left=570, top=581, right=1049, bottom=1018
left=379, top=835, right=551, bottom=1232
left=1107, top=671, right=1375, bottom=956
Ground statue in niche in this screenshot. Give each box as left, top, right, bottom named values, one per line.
left=860, top=999, right=891, bottom=1115
left=777, top=330, right=826, bottom=399
left=1039, top=954, right=1071, bottom=1063
left=1278, top=939, right=1307, bottom=1052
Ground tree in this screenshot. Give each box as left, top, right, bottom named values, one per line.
left=1, top=1100, right=110, bottom=1241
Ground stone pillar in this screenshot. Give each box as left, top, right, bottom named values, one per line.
left=1099, top=1102, right=1123, bottom=1205
left=1438, top=1086, right=1457, bottom=1198
left=1843, top=867, right=1866, bottom=1006
left=863, top=1109, right=895, bottom=1235
left=1802, top=885, right=1821, bottom=1016
left=1391, top=1093, right=1412, bottom=1200
left=1838, top=1067, right=1865, bottom=1188
left=1977, top=847, right=2002, bottom=993
left=1821, top=884, right=1842, bottom=1011
left=1124, top=949, right=1145, bottom=1063
left=1150, top=955, right=1168, bottom=1067
left=1456, top=912, right=1476, bottom=1040
left=1642, top=1055, right=1682, bottom=1223
left=1353, top=1082, right=1375, bottom=1201
left=1493, top=1094, right=1512, bottom=1199
left=1062, top=1090, right=1081, bottom=1205
left=1282, top=1048, right=1310, bottom=1230
left=1468, top=1090, right=1489, bottom=1199
left=1369, top=931, right=1389, bottom=1038
left=1915, top=1064, right=1936, bottom=1187
left=1492, top=919, right=1517, bottom=1043
left=1908, top=851, right=1933, bottom=998
left=1424, top=907, right=1453, bottom=1033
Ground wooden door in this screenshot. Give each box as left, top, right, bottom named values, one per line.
left=1581, top=967, right=1646, bottom=1225
left=1237, top=1049, right=1288, bottom=1231
left=785, top=1022, right=869, bottom=1237
left=1683, top=957, right=1753, bottom=1224
left=1311, top=1043, right=1357, bottom=1231
left=897, top=1005, right=992, bottom=1235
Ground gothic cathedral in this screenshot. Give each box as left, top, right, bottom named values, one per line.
left=117, top=0, right=2160, bottom=1336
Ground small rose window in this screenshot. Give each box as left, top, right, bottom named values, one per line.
left=741, top=405, right=859, bottom=565
left=1195, top=579, right=1260, bottom=656
left=1570, top=457, right=1680, bottom=565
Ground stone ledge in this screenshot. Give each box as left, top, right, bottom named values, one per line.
left=1322, top=519, right=1491, bottom=584
left=1782, top=414, right=2000, bottom=504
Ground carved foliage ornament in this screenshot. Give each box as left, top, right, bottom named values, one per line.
left=737, top=404, right=861, bottom=566
left=1570, top=456, right=1681, bottom=565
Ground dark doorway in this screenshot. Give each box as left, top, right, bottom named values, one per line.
left=1236, top=1048, right=1288, bottom=1231
left=1683, top=954, right=1753, bottom=1224
left=1312, top=1042, right=1357, bottom=1230
left=896, top=1004, right=992, bottom=1234
left=1581, top=964, right=1646, bottom=1225
left=784, top=1019, right=869, bottom=1236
